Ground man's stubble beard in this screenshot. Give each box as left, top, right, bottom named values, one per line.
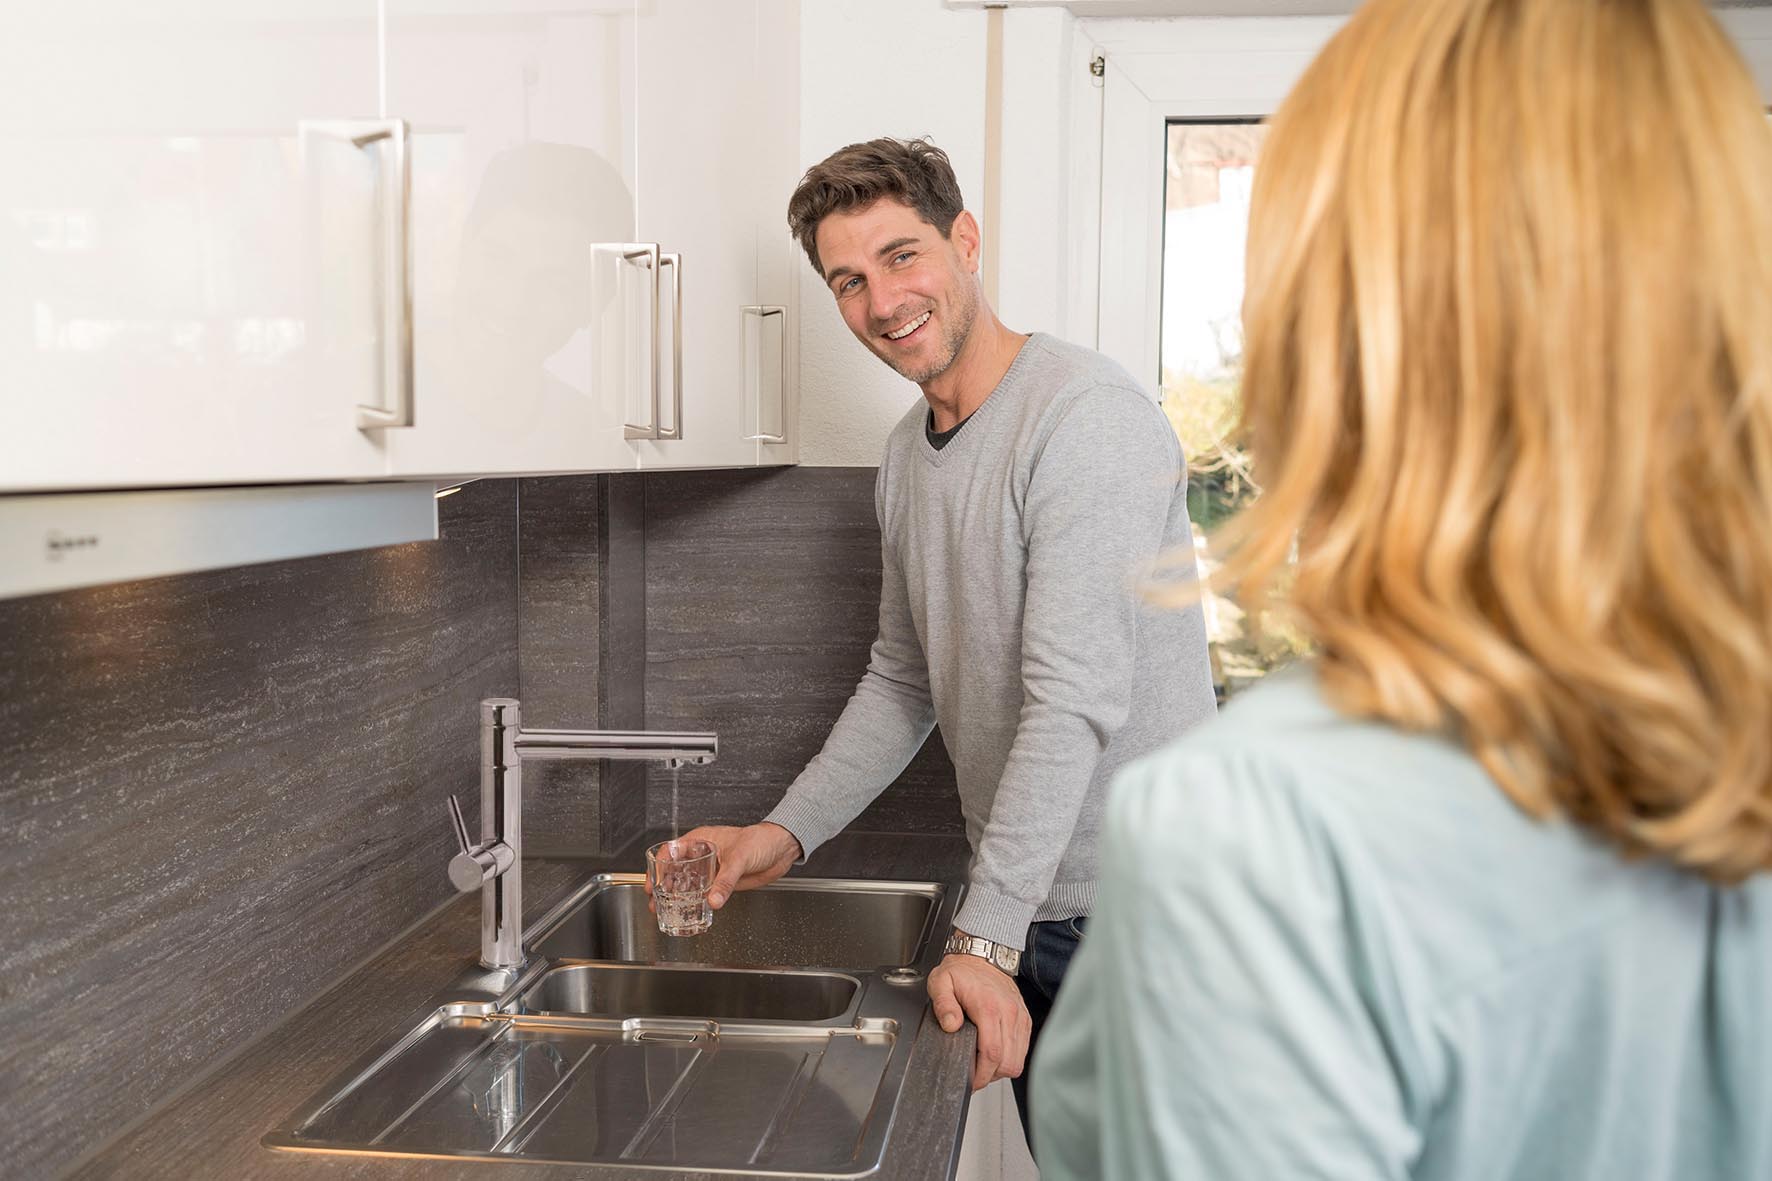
left=884, top=284, right=978, bottom=385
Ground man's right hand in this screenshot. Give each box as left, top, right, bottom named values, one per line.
left=673, top=822, right=802, bottom=909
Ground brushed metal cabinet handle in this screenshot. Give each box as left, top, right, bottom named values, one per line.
left=653, top=252, right=683, bottom=441
left=620, top=244, right=663, bottom=439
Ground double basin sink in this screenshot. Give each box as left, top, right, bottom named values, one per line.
left=266, top=874, right=957, bottom=1176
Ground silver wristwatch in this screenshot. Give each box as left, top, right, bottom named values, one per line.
left=944, top=930, right=1021, bottom=976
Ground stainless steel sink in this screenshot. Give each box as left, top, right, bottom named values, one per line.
left=267, top=875, right=958, bottom=1176
left=529, top=876, right=940, bottom=970
left=518, top=962, right=859, bottom=1023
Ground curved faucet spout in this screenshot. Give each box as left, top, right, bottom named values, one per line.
left=513, top=728, right=717, bottom=765
left=449, top=697, right=719, bottom=970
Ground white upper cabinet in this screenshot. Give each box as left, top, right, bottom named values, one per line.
left=383, top=0, right=800, bottom=478
left=0, top=3, right=394, bottom=493
left=381, top=0, right=643, bottom=481
left=0, top=1, right=798, bottom=492
left=631, top=0, right=799, bottom=471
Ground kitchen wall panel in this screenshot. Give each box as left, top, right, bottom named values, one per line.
left=640, top=467, right=963, bottom=837
left=515, top=475, right=605, bottom=852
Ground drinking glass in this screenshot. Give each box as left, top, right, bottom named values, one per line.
left=646, top=838, right=718, bottom=936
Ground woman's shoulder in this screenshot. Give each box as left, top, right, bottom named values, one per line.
left=1111, top=663, right=1474, bottom=821
left=1103, top=662, right=1733, bottom=1007
left=1108, top=663, right=1555, bottom=883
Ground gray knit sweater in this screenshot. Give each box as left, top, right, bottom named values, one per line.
left=767, top=334, right=1218, bottom=949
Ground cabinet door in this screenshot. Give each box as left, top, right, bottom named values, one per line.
left=0, top=4, right=390, bottom=492
left=382, top=0, right=642, bottom=481
left=752, top=0, right=801, bottom=467
left=631, top=0, right=763, bottom=471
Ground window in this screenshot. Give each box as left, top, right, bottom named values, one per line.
left=1079, top=13, right=1772, bottom=696
left=1077, top=18, right=1339, bottom=695
left=1157, top=119, right=1305, bottom=695
left=1159, top=120, right=1262, bottom=534
left=1082, top=18, right=1345, bottom=696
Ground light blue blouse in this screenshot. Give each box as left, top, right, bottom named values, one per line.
left=1032, top=664, right=1770, bottom=1180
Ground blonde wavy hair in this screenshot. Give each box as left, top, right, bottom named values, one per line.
left=1208, top=0, right=1772, bottom=880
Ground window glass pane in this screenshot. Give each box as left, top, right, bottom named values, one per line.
left=1160, top=120, right=1305, bottom=696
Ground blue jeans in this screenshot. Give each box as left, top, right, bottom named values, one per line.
left=1012, top=915, right=1088, bottom=1152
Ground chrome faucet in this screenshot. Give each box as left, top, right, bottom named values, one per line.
left=446, top=697, right=718, bottom=971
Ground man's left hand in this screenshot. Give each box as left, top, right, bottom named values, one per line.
left=928, top=951, right=1031, bottom=1091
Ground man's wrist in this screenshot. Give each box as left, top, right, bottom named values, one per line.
left=944, top=928, right=1022, bottom=976
left=759, top=821, right=803, bottom=863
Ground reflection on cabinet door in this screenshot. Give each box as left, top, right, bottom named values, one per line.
left=743, top=306, right=787, bottom=447
left=0, top=4, right=392, bottom=493
left=382, top=0, right=643, bottom=481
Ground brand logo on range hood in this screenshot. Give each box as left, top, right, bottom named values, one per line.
left=45, top=530, right=100, bottom=561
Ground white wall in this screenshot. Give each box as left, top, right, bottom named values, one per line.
left=795, top=0, right=987, bottom=466
left=1718, top=7, right=1772, bottom=97
left=996, top=7, right=1103, bottom=347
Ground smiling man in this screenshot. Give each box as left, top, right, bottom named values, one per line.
left=678, top=137, right=1217, bottom=1145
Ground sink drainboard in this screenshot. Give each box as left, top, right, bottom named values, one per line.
left=286, top=1014, right=901, bottom=1173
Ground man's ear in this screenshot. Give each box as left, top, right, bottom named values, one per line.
left=949, top=210, right=982, bottom=273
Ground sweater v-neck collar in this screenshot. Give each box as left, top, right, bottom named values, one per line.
left=917, top=333, right=1042, bottom=467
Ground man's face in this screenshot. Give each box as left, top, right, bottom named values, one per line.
left=815, top=199, right=980, bottom=385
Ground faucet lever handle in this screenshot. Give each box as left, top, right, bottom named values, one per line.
left=447, top=793, right=473, bottom=854
left=446, top=794, right=514, bottom=893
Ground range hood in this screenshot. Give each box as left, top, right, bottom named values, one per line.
left=0, top=482, right=438, bottom=601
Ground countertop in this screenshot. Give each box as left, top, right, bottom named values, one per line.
left=70, top=832, right=977, bottom=1181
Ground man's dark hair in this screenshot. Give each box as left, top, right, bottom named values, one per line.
left=786, top=137, right=965, bottom=278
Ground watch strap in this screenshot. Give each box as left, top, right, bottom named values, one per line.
left=944, top=931, right=1021, bottom=976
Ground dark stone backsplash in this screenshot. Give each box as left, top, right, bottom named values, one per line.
left=638, top=468, right=960, bottom=837
left=0, top=464, right=960, bottom=1176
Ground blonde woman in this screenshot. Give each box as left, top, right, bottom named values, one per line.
left=1032, top=0, right=1772, bottom=1177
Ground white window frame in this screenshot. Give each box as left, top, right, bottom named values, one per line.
left=1082, top=8, right=1772, bottom=393
left=1086, top=17, right=1342, bottom=389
